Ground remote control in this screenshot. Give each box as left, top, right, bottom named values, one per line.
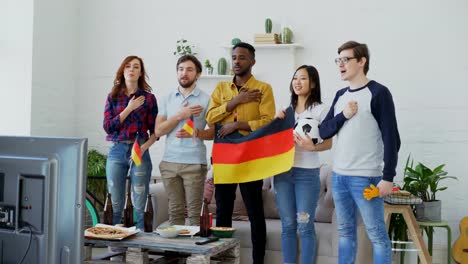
left=195, top=237, right=219, bottom=245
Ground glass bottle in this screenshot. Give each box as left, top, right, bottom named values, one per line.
left=200, top=199, right=211, bottom=237
left=143, top=194, right=153, bottom=232
left=123, top=191, right=134, bottom=227
left=103, top=193, right=113, bottom=225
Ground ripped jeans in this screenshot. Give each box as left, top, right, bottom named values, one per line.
left=274, top=167, right=320, bottom=264
left=106, top=141, right=152, bottom=229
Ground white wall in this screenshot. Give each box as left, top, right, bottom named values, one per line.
left=0, top=0, right=34, bottom=136
left=30, top=0, right=80, bottom=136
left=6, top=0, right=468, bottom=260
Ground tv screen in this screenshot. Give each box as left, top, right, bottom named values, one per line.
left=0, top=136, right=87, bottom=264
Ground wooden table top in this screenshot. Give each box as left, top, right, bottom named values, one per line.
left=84, top=232, right=240, bottom=256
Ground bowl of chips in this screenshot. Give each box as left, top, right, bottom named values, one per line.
left=156, top=226, right=180, bottom=238
left=210, top=227, right=236, bottom=238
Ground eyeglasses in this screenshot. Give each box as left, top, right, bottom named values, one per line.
left=334, top=57, right=357, bottom=65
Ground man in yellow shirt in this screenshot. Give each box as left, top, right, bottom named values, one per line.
left=206, top=42, right=275, bottom=264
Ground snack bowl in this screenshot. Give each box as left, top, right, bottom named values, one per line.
left=156, top=226, right=180, bottom=238
left=210, top=227, right=236, bottom=238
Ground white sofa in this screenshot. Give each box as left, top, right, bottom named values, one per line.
left=150, top=164, right=373, bottom=264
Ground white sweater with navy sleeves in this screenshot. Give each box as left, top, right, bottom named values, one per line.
left=319, top=80, right=400, bottom=182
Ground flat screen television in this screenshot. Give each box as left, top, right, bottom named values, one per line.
left=0, top=136, right=87, bottom=264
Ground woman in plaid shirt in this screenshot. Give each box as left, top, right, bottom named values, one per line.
left=103, top=55, right=158, bottom=229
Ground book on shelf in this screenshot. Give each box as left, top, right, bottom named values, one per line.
left=254, top=33, right=280, bottom=44
left=254, top=33, right=279, bottom=39
left=254, top=39, right=280, bottom=44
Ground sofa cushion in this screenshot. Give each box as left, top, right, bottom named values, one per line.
left=233, top=219, right=283, bottom=251
left=231, top=219, right=337, bottom=254
left=204, top=165, right=334, bottom=222
left=204, top=177, right=249, bottom=221
left=315, top=164, right=334, bottom=223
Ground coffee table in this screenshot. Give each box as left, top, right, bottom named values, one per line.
left=84, top=232, right=240, bottom=264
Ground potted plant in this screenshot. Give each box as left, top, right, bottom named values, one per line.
left=173, top=39, right=197, bottom=56
left=403, top=155, right=457, bottom=221
left=87, top=149, right=107, bottom=210
left=204, top=59, right=213, bottom=75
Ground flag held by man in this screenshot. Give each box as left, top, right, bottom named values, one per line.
left=212, top=107, right=295, bottom=184
left=182, top=115, right=195, bottom=135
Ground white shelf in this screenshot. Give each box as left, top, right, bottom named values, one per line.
left=199, top=75, right=232, bottom=80
left=222, top=43, right=303, bottom=50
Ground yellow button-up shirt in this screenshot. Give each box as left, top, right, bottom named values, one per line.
left=206, top=75, right=276, bottom=135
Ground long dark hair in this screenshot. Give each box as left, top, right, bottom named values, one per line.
left=110, top=55, right=152, bottom=98
left=290, top=65, right=322, bottom=110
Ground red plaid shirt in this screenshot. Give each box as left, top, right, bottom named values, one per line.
left=103, top=89, right=158, bottom=142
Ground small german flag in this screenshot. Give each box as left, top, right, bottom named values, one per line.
left=182, top=115, right=195, bottom=135
left=131, top=138, right=142, bottom=166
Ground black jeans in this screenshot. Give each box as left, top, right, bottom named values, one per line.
left=215, top=179, right=266, bottom=264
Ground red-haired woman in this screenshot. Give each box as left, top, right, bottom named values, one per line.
left=103, top=55, right=158, bottom=229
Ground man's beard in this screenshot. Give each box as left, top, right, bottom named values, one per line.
left=178, top=78, right=196, bottom=88
left=234, top=66, right=251, bottom=77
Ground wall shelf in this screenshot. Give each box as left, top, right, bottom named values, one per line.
left=199, top=44, right=303, bottom=109
left=199, top=75, right=232, bottom=80
left=222, top=43, right=303, bottom=51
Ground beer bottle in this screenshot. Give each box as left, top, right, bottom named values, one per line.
left=103, top=193, right=113, bottom=225
left=143, top=194, right=153, bottom=232
left=123, top=191, right=134, bottom=227
left=200, top=199, right=210, bottom=237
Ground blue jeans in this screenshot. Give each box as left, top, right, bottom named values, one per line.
left=332, top=172, right=392, bottom=264
left=106, top=142, right=152, bottom=229
left=274, top=167, right=321, bottom=264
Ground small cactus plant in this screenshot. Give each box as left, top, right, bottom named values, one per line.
left=217, top=58, right=227, bottom=75
left=281, top=27, right=293, bottom=44
left=231, top=38, right=241, bottom=46
left=265, top=18, right=272, bottom=33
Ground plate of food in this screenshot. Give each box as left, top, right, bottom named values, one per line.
left=155, top=226, right=180, bottom=238
left=173, top=225, right=200, bottom=236
left=210, top=226, right=236, bottom=238
left=85, top=224, right=139, bottom=240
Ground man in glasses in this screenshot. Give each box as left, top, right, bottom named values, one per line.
left=320, top=41, right=400, bottom=264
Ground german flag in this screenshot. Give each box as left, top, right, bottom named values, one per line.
left=131, top=138, right=142, bottom=166
left=183, top=115, right=195, bottom=135
left=212, top=107, right=295, bottom=184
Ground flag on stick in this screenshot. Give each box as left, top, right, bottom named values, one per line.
left=183, top=115, right=195, bottom=135
left=212, top=107, right=295, bottom=184
left=131, top=138, right=142, bottom=166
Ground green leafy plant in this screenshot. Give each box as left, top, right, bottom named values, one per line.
left=388, top=212, right=410, bottom=262
left=204, top=59, right=212, bottom=69
left=87, top=149, right=107, bottom=210
left=173, top=39, right=197, bottom=56
left=388, top=155, right=457, bottom=260
left=403, top=156, right=457, bottom=201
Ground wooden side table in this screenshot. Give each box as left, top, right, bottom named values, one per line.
left=417, top=220, right=452, bottom=264
left=384, top=204, right=432, bottom=264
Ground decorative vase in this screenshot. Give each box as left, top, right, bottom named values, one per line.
left=415, top=200, right=441, bottom=222
left=206, top=67, right=213, bottom=75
